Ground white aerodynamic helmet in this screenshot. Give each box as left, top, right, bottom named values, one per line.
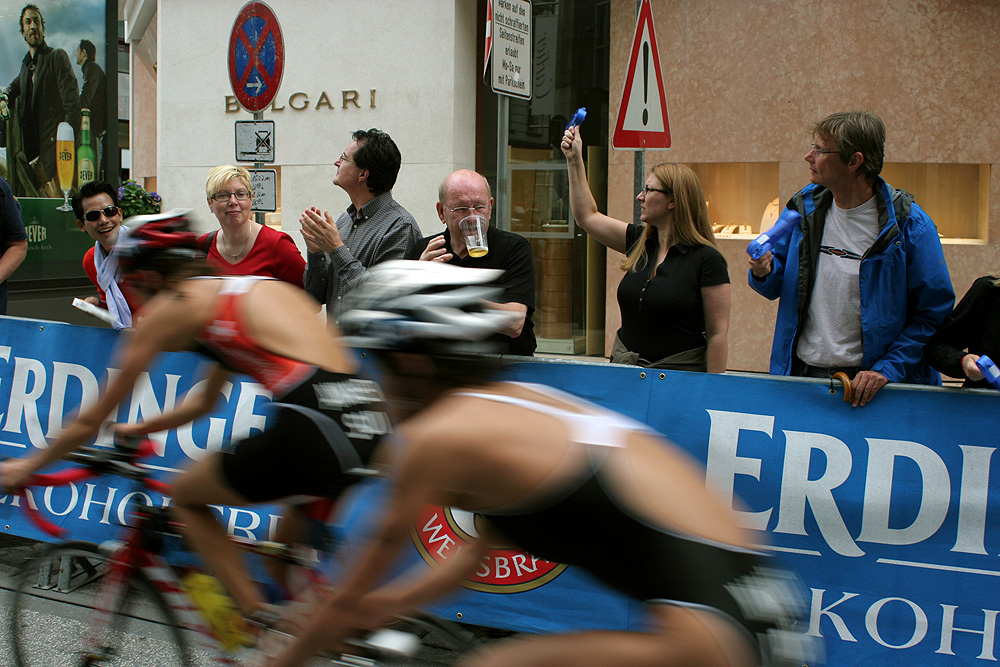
left=339, top=260, right=518, bottom=354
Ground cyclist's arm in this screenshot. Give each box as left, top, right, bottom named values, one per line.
left=272, top=443, right=441, bottom=667
left=115, top=363, right=230, bottom=437
left=377, top=524, right=492, bottom=614
left=2, top=307, right=177, bottom=491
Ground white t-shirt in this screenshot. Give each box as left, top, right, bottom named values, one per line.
left=796, top=196, right=880, bottom=368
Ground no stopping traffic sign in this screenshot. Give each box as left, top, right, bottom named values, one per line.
left=228, top=2, right=284, bottom=112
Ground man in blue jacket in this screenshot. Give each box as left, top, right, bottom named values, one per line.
left=748, top=111, right=953, bottom=407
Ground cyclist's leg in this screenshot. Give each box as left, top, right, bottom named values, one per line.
left=172, top=405, right=362, bottom=618
left=263, top=503, right=308, bottom=596
left=456, top=606, right=755, bottom=667
left=170, top=452, right=266, bottom=617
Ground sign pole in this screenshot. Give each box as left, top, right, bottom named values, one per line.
left=632, top=0, right=644, bottom=226
left=254, top=109, right=264, bottom=225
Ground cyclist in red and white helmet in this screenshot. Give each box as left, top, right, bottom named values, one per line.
left=1, top=210, right=393, bottom=622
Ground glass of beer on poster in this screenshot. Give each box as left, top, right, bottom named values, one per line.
left=56, top=122, right=75, bottom=211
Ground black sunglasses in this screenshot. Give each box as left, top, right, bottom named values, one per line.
left=84, top=205, right=120, bottom=222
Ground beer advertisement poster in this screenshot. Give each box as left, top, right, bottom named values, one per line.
left=1, top=0, right=118, bottom=276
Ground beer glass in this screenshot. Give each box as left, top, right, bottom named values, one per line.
left=56, top=122, right=75, bottom=211
left=459, top=214, right=489, bottom=257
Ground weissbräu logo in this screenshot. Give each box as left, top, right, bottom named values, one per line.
left=412, top=505, right=567, bottom=593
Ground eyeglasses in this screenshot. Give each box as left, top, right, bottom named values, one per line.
left=83, top=205, right=119, bottom=222
left=638, top=185, right=671, bottom=196
left=446, top=204, right=489, bottom=215
left=338, top=153, right=354, bottom=163
left=211, top=190, right=251, bottom=202
left=809, top=144, right=840, bottom=156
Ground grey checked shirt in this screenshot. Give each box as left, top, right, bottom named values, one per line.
left=303, top=191, right=421, bottom=324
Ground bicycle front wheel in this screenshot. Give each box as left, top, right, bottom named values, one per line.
left=7, top=540, right=192, bottom=667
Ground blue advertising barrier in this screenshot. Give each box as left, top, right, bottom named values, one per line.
left=1, top=316, right=999, bottom=665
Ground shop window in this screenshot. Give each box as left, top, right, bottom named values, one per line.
left=688, top=163, right=779, bottom=237
left=881, top=163, right=989, bottom=243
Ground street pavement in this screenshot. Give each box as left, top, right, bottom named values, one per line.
left=0, top=533, right=510, bottom=666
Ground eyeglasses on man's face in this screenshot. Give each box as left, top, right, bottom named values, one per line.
left=809, top=143, right=840, bottom=157
left=638, top=185, right=671, bottom=196
left=211, top=190, right=251, bottom=202
left=338, top=153, right=354, bottom=163
left=83, top=205, right=120, bottom=222
left=447, top=204, right=489, bottom=215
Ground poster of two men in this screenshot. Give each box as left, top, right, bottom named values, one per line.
left=1, top=1, right=115, bottom=199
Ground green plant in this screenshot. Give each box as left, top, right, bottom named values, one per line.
left=117, top=179, right=162, bottom=218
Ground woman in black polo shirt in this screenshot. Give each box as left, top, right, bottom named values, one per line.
left=562, top=127, right=730, bottom=372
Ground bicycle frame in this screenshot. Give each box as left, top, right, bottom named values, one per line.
left=12, top=438, right=334, bottom=666
left=104, top=518, right=247, bottom=664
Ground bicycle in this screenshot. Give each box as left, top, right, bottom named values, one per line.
left=3, top=436, right=475, bottom=666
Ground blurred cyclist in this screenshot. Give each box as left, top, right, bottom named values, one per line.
left=1, top=210, right=392, bottom=621
left=272, top=260, right=819, bottom=667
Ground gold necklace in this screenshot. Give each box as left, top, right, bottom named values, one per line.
left=222, top=229, right=251, bottom=260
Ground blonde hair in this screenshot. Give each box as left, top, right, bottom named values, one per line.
left=205, top=165, right=253, bottom=199
left=621, top=163, right=717, bottom=273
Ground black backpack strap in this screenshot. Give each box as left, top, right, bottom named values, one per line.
left=202, top=229, right=219, bottom=254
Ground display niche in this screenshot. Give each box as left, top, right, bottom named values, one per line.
left=689, top=162, right=989, bottom=243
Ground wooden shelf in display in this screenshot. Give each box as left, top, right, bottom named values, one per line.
left=881, top=163, right=989, bottom=242
left=688, top=163, right=779, bottom=236
left=687, top=162, right=989, bottom=243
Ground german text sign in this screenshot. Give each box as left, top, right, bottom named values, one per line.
left=491, top=0, right=531, bottom=99
left=249, top=169, right=276, bottom=212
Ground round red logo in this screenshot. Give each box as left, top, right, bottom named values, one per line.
left=411, top=505, right=567, bottom=593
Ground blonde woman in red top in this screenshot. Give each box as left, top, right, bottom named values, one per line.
left=201, top=165, right=305, bottom=288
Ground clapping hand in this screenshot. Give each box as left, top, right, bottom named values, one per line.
left=300, top=207, right=343, bottom=254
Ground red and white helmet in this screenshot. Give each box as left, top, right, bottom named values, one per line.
left=114, top=209, right=204, bottom=273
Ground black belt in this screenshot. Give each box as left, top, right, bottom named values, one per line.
left=793, top=357, right=862, bottom=379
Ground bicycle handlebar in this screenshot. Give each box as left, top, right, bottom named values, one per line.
left=5, top=435, right=172, bottom=538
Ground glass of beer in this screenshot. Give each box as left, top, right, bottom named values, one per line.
left=459, top=214, right=489, bottom=257
left=56, top=121, right=75, bottom=211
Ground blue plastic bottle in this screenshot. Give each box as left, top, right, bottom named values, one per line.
left=747, top=209, right=803, bottom=260
left=565, top=107, right=587, bottom=131
left=974, top=355, right=1000, bottom=390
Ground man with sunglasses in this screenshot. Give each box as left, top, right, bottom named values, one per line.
left=72, top=180, right=136, bottom=329
left=301, top=128, right=420, bottom=326
left=747, top=111, right=954, bottom=406
left=406, top=169, right=536, bottom=356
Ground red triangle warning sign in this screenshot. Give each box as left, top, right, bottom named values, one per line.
left=612, top=0, right=671, bottom=151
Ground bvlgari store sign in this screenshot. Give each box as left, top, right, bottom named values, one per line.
left=225, top=89, right=378, bottom=112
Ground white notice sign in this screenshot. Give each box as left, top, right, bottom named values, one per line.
left=491, top=0, right=531, bottom=99
left=249, top=169, right=277, bottom=212
left=235, top=120, right=275, bottom=163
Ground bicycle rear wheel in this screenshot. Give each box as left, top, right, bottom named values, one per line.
left=8, top=540, right=192, bottom=667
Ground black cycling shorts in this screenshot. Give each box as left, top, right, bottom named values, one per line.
left=219, top=368, right=387, bottom=503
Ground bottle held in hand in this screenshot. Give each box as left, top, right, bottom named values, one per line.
left=747, top=209, right=802, bottom=260
left=974, top=355, right=1000, bottom=390
left=564, top=107, right=587, bottom=131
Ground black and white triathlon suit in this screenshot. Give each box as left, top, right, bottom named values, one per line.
left=468, top=382, right=819, bottom=667
left=191, top=276, right=391, bottom=502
